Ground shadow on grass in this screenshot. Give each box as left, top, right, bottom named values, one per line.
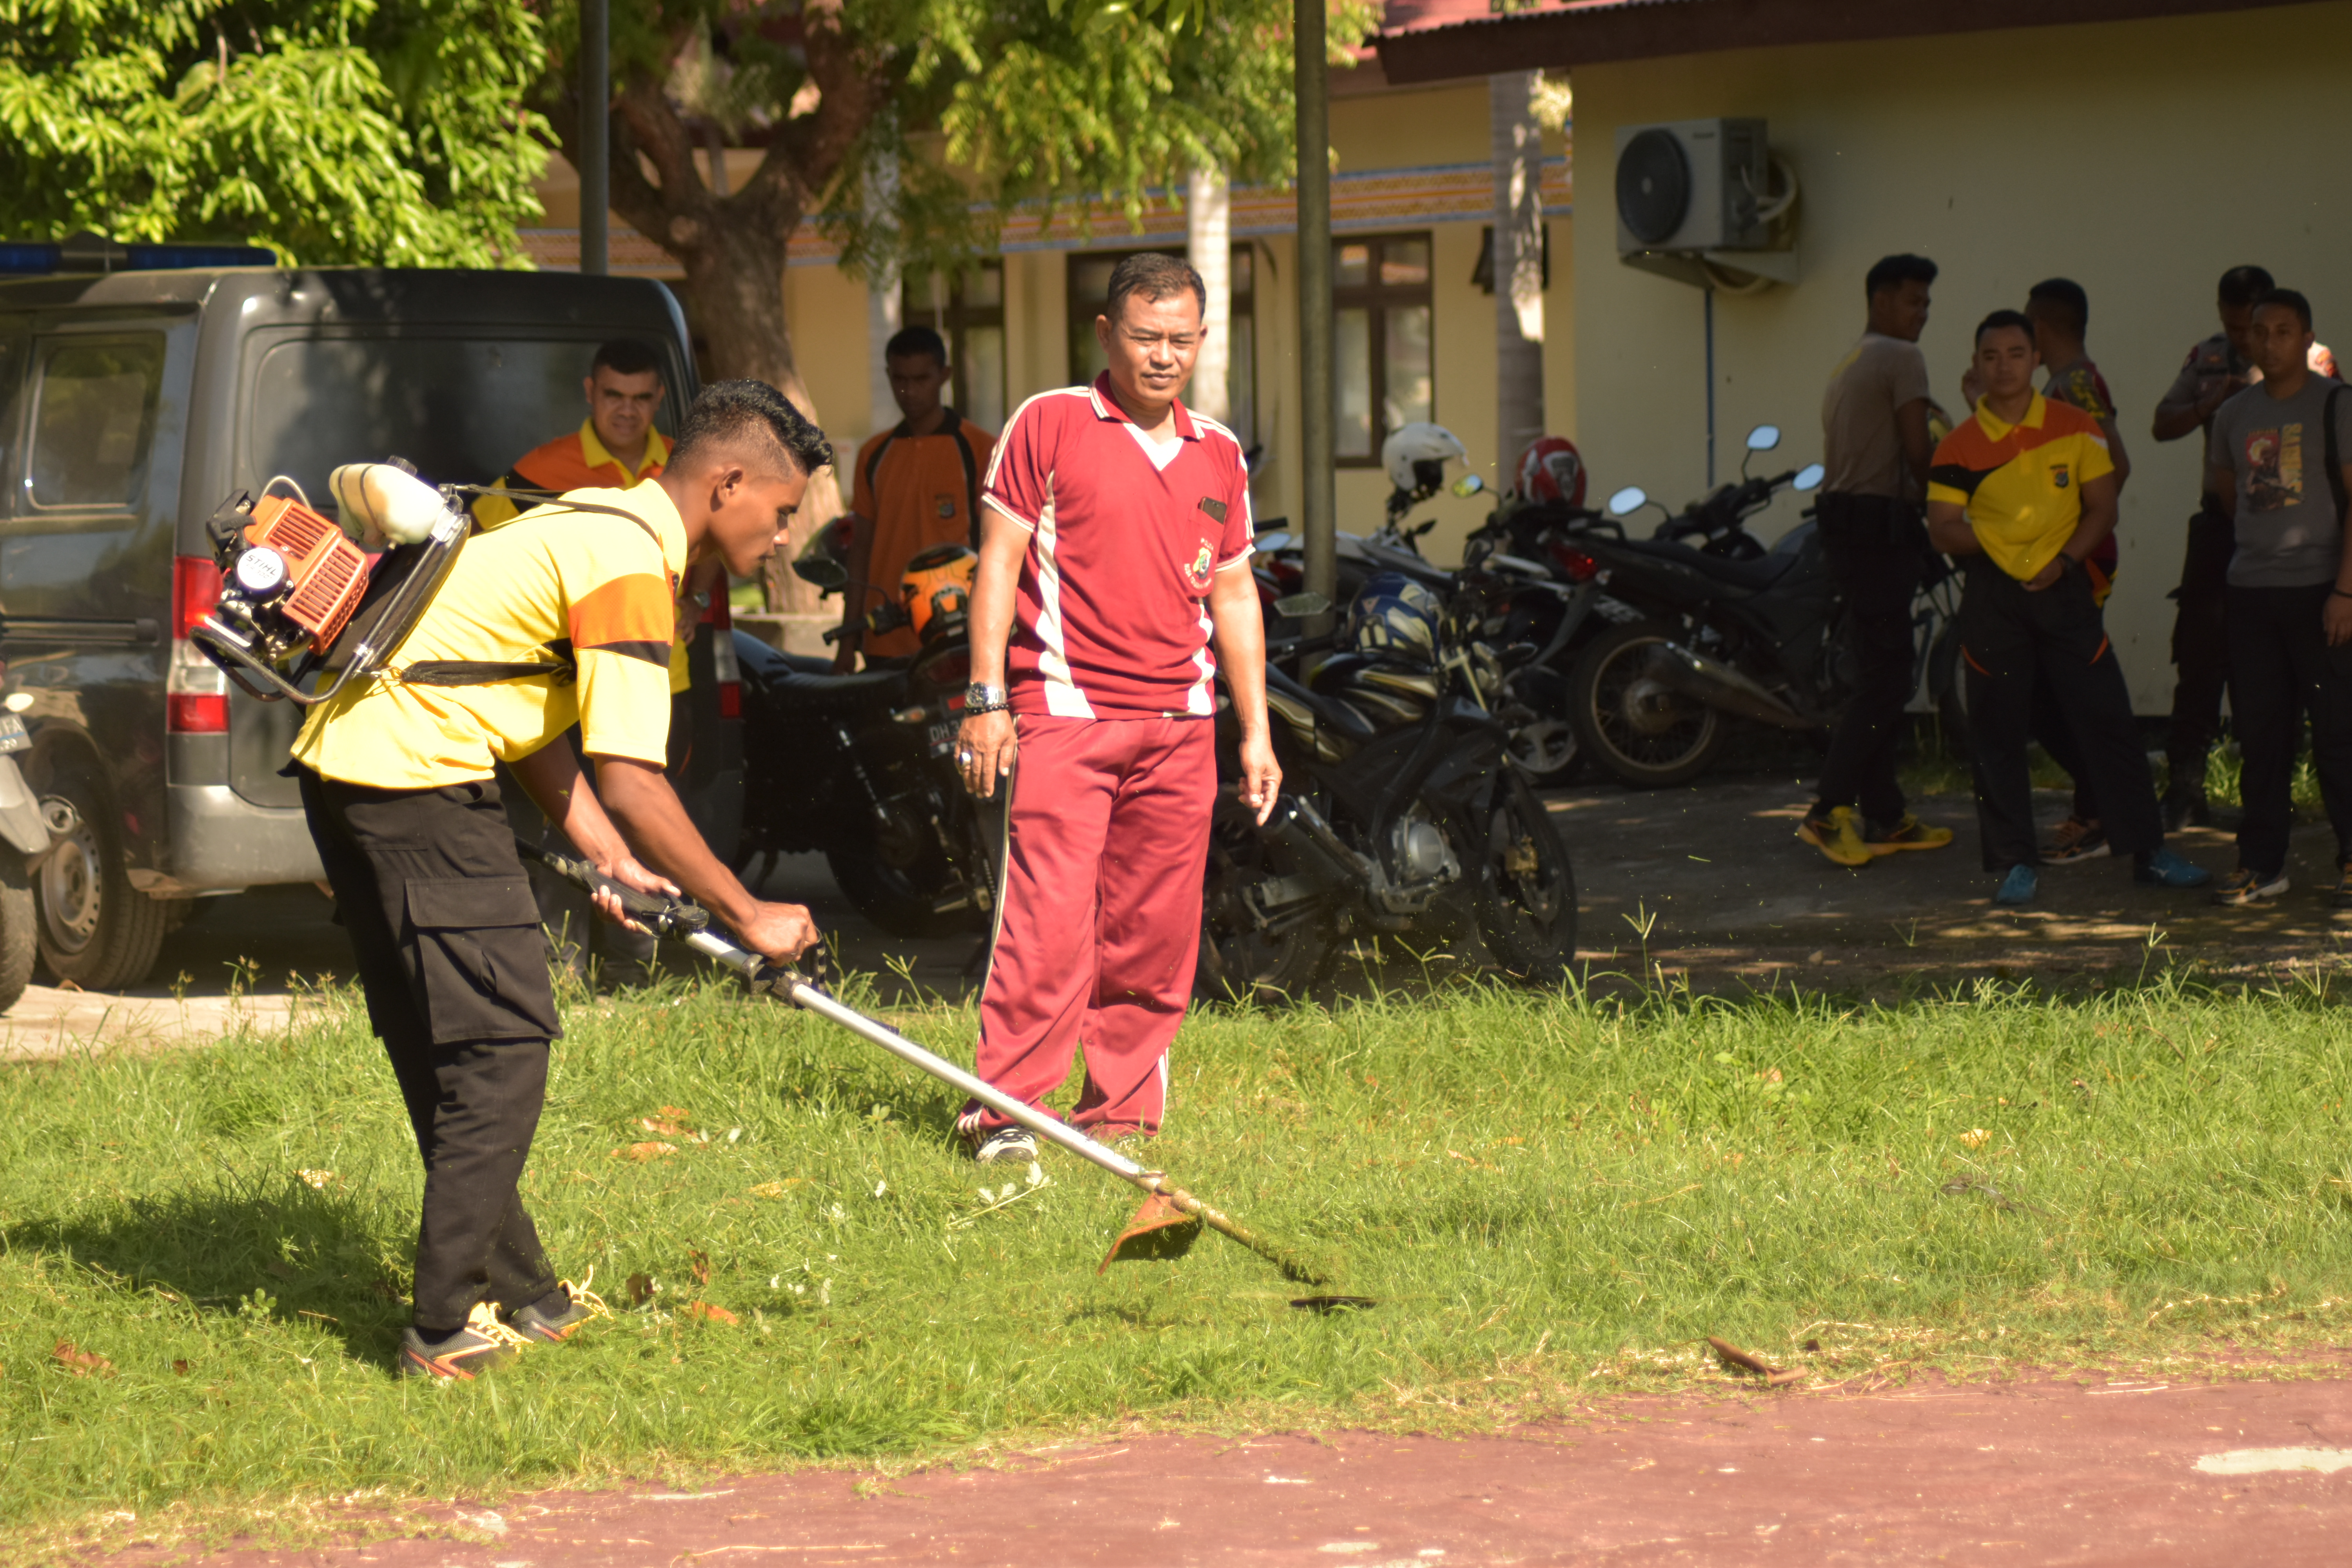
left=12, top=1169, right=415, bottom=1369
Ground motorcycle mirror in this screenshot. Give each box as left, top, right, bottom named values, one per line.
left=1273, top=592, right=1332, bottom=619
left=1746, top=424, right=1782, bottom=452
left=1450, top=474, right=1486, bottom=498
left=1794, top=463, right=1826, bottom=492
left=1606, top=485, right=1648, bottom=517
left=793, top=556, right=850, bottom=592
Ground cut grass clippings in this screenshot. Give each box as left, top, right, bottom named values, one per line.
left=6, top=966, right=2352, bottom=1552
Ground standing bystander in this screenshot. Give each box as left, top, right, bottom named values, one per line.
left=1798, top=254, right=1955, bottom=867
left=2203, top=289, right=2352, bottom=907
left=1927, top=312, right=2209, bottom=906
left=2021, top=278, right=2134, bottom=866
left=953, top=252, right=1280, bottom=1163
left=835, top=327, right=998, bottom=668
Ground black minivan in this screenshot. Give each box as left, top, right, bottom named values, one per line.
left=0, top=263, right=742, bottom=988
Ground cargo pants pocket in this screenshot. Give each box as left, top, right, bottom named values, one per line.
left=403, top=876, right=563, bottom=1044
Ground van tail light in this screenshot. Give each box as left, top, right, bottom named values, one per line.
left=170, top=556, right=230, bottom=733
left=1547, top=540, right=1601, bottom=583
left=701, top=585, right=742, bottom=721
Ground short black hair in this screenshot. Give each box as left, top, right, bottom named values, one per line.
left=591, top=338, right=664, bottom=379
left=671, top=379, right=833, bottom=479
left=1975, top=309, right=2036, bottom=348
left=2218, top=265, right=2276, bottom=308
left=884, top=325, right=949, bottom=367
left=2254, top=287, right=2314, bottom=333
left=1104, top=251, right=1205, bottom=324
left=2026, top=277, right=2089, bottom=337
left=1864, top=253, right=1938, bottom=300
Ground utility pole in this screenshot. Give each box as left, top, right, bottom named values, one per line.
left=580, top=0, right=609, bottom=276
left=1295, top=0, right=1335, bottom=612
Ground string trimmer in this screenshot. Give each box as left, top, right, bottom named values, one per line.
left=520, top=837, right=1352, bottom=1296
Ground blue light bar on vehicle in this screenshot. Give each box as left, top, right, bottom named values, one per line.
left=0, top=237, right=278, bottom=275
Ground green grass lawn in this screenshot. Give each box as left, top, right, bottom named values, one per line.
left=7, top=968, right=2352, bottom=1547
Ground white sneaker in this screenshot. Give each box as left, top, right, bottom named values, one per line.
left=969, top=1127, right=1039, bottom=1165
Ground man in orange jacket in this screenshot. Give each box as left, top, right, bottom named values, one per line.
left=473, top=338, right=673, bottom=526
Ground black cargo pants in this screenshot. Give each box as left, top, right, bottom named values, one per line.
left=1958, top=560, right=2163, bottom=873
left=1813, top=493, right=1929, bottom=825
left=297, top=766, right=564, bottom=1333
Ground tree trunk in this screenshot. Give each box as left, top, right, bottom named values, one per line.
left=1491, top=71, right=1546, bottom=485
left=679, top=221, right=842, bottom=614
left=1187, top=164, right=1232, bottom=425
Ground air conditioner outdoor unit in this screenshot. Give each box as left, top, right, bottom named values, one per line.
left=1614, top=118, right=1771, bottom=254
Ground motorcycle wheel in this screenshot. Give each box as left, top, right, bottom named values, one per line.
left=0, top=851, right=34, bottom=1015
left=1508, top=718, right=1583, bottom=787
left=1468, top=773, right=1578, bottom=986
left=1194, top=801, right=1335, bottom=1004
left=1569, top=620, right=1725, bottom=789
left=825, top=790, right=987, bottom=939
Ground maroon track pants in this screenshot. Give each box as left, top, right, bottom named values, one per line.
left=964, top=714, right=1217, bottom=1136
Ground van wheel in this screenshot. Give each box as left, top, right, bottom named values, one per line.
left=36, top=771, right=169, bottom=991
left=0, top=852, right=35, bottom=1014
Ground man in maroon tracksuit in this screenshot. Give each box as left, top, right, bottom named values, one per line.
left=952, top=251, right=1280, bottom=1163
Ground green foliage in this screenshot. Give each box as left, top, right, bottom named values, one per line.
left=0, top=0, right=550, bottom=264
left=6, top=970, right=2352, bottom=1542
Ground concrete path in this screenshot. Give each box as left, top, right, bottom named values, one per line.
left=139, top=1373, right=2352, bottom=1565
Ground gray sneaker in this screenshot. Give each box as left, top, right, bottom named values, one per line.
left=971, top=1127, right=1039, bottom=1165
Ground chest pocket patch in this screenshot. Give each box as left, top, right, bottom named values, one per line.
left=1183, top=540, right=1216, bottom=593
left=2052, top=464, right=2071, bottom=489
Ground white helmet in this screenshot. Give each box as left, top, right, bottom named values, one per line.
left=1381, top=422, right=1468, bottom=497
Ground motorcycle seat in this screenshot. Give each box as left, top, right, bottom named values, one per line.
left=768, top=666, right=908, bottom=711
left=1608, top=537, right=1798, bottom=592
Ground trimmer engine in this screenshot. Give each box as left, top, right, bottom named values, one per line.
left=204, top=492, right=373, bottom=666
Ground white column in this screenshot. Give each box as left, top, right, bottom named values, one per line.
left=1491, top=70, right=1546, bottom=483
left=865, top=153, right=903, bottom=440
left=1187, top=163, right=1232, bottom=423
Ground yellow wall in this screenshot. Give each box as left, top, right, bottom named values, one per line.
left=1570, top=2, right=2352, bottom=710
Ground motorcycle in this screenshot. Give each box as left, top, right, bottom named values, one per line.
left=732, top=546, right=998, bottom=940
left=1194, top=583, right=1579, bottom=1002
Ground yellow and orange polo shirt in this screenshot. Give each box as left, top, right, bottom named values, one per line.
left=470, top=419, right=671, bottom=529
left=1926, top=394, right=2115, bottom=584
left=294, top=484, right=687, bottom=790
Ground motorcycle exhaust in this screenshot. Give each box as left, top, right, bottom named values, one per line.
left=1644, top=643, right=1817, bottom=731
left=1263, top=794, right=1376, bottom=893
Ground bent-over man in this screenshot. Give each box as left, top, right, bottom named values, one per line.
left=294, top=381, right=826, bottom=1377
left=954, top=252, right=1279, bottom=1164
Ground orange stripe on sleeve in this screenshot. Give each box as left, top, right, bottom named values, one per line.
left=569, top=573, right=675, bottom=650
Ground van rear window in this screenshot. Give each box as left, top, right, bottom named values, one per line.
left=244, top=336, right=685, bottom=508
left=29, top=337, right=166, bottom=509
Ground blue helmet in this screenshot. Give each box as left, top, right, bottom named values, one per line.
left=1348, top=572, right=1444, bottom=666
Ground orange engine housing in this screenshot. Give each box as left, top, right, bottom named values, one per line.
left=246, top=494, right=370, bottom=652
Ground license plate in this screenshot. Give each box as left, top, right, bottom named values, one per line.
left=927, top=719, right=959, bottom=758
left=0, top=714, right=29, bottom=755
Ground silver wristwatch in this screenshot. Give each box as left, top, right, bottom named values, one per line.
left=964, top=681, right=1009, bottom=714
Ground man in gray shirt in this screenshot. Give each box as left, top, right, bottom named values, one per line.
left=2205, top=288, right=2352, bottom=907
left=1798, top=253, right=1956, bottom=867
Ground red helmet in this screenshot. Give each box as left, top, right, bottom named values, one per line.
left=1516, top=436, right=1587, bottom=509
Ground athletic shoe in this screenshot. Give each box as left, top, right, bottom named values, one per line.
left=1993, top=864, right=2038, bottom=906
left=397, top=1302, right=531, bottom=1380
left=2133, top=848, right=2212, bottom=889
left=1865, top=814, right=1954, bottom=854
left=507, top=1273, right=612, bottom=1344
left=971, top=1127, right=1040, bottom=1165
left=2210, top=867, right=2288, bottom=906
left=2041, top=817, right=2109, bottom=864
left=1797, top=805, right=1872, bottom=868
left=2161, top=794, right=2212, bottom=833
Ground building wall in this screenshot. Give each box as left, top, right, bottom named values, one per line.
left=1569, top=1, right=2352, bottom=710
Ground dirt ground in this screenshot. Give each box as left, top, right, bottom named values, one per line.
left=116, top=1371, right=2352, bottom=1566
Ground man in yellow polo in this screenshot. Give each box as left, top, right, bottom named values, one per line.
left=1927, top=310, right=2209, bottom=907
left=472, top=339, right=671, bottom=527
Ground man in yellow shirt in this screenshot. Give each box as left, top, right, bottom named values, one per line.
left=294, top=381, right=826, bottom=1380
left=1927, top=311, right=2209, bottom=906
